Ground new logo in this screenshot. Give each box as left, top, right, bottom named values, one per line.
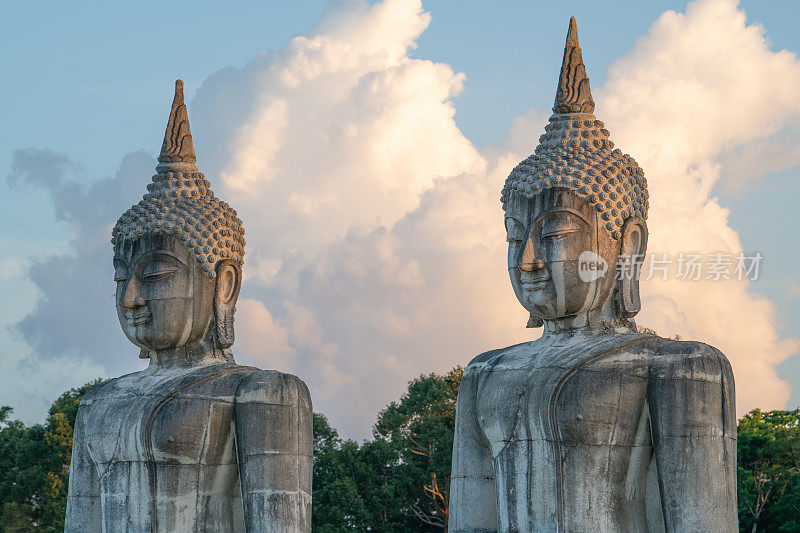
left=578, top=251, right=608, bottom=282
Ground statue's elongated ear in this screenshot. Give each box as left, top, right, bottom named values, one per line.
left=214, top=260, right=242, bottom=348
left=616, top=217, right=648, bottom=318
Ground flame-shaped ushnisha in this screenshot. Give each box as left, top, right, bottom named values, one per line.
left=501, top=17, right=649, bottom=240
left=157, top=79, right=196, bottom=169
left=112, top=80, right=245, bottom=277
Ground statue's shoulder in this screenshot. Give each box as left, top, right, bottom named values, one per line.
left=644, top=336, right=732, bottom=380
left=234, top=368, right=312, bottom=409
left=465, top=341, right=530, bottom=373
left=78, top=373, right=133, bottom=407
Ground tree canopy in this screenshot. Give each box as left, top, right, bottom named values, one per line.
left=312, top=367, right=461, bottom=531
left=0, top=380, right=99, bottom=531
left=737, top=408, right=800, bottom=533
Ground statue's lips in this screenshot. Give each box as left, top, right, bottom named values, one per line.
left=126, top=312, right=152, bottom=326
left=521, top=278, right=550, bottom=291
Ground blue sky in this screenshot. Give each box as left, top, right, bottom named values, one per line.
left=4, top=0, right=795, bottom=172
left=2, top=0, right=799, bottom=437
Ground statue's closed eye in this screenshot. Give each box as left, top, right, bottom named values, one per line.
left=540, top=214, right=581, bottom=240
left=140, top=255, right=181, bottom=281
left=142, top=269, right=178, bottom=280
left=541, top=227, right=578, bottom=239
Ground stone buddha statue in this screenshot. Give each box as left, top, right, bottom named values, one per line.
left=449, top=19, right=737, bottom=532
left=65, top=80, right=312, bottom=532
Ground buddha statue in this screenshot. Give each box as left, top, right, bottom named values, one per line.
left=65, top=80, right=312, bottom=532
left=449, top=19, right=737, bottom=532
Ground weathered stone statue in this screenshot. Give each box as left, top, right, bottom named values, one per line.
left=65, top=80, right=312, bottom=532
left=449, top=19, right=737, bottom=532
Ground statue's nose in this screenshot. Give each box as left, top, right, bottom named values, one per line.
left=518, top=238, right=545, bottom=272
left=121, top=278, right=146, bottom=309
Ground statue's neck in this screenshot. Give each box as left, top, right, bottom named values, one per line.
left=540, top=297, right=636, bottom=338
left=145, top=339, right=234, bottom=372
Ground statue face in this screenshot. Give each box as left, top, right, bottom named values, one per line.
left=113, top=234, right=214, bottom=352
left=506, top=188, right=620, bottom=320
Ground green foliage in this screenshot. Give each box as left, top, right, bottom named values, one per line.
left=372, top=366, right=462, bottom=530
left=312, top=413, right=371, bottom=531
left=737, top=408, right=800, bottom=532
left=0, top=379, right=100, bottom=531
left=311, top=368, right=462, bottom=531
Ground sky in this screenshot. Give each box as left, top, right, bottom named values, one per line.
left=1, top=0, right=799, bottom=440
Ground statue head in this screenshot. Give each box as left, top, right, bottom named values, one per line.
left=111, top=80, right=246, bottom=358
left=502, top=18, right=649, bottom=329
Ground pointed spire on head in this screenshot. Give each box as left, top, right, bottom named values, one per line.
left=502, top=18, right=649, bottom=240
left=553, top=17, right=595, bottom=114
left=114, top=78, right=246, bottom=277
left=157, top=79, right=198, bottom=173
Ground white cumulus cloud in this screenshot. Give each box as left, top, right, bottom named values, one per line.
left=207, top=0, right=799, bottom=436
left=7, top=0, right=799, bottom=438
left=598, top=0, right=800, bottom=415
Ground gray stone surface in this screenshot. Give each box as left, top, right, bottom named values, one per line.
left=65, top=81, right=312, bottom=532
left=449, top=18, right=737, bottom=533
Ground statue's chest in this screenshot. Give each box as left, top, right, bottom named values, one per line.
left=476, top=340, right=650, bottom=453
left=83, top=372, right=239, bottom=470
